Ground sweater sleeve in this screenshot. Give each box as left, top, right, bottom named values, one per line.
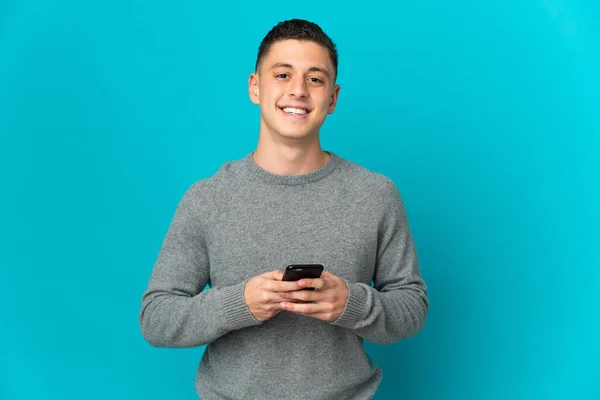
left=139, top=182, right=262, bottom=348
left=331, top=178, right=429, bottom=344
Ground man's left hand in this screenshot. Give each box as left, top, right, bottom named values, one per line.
left=279, top=271, right=349, bottom=322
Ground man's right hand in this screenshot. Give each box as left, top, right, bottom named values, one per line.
left=244, top=270, right=302, bottom=321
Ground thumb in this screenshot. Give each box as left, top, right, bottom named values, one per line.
left=321, top=271, right=334, bottom=279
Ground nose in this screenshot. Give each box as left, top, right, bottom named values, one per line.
left=288, top=75, right=308, bottom=98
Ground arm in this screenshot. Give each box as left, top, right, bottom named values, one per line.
left=331, top=178, right=429, bottom=344
left=139, top=183, right=261, bottom=348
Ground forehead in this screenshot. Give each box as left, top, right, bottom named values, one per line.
left=261, top=39, right=333, bottom=74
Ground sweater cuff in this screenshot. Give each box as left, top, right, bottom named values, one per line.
left=330, top=280, right=369, bottom=329
left=219, top=280, right=263, bottom=331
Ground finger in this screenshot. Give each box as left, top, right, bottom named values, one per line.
left=269, top=280, right=303, bottom=292
left=320, top=271, right=334, bottom=279
left=281, top=301, right=330, bottom=315
left=260, top=291, right=290, bottom=305
left=281, top=289, right=322, bottom=302
left=260, top=269, right=284, bottom=280
left=297, top=278, right=326, bottom=290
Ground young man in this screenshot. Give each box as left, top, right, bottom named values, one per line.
left=139, top=19, right=428, bottom=400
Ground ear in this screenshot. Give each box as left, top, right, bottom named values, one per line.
left=248, top=73, right=260, bottom=105
left=327, top=84, right=341, bottom=114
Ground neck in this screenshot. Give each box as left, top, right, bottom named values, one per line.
left=253, top=135, right=330, bottom=176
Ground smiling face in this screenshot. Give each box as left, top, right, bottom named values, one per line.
left=249, top=39, right=341, bottom=143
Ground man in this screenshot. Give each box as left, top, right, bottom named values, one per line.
left=139, top=19, right=428, bottom=400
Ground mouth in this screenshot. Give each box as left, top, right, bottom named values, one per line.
left=278, top=106, right=311, bottom=120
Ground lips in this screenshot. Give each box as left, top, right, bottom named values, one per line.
left=278, top=105, right=311, bottom=123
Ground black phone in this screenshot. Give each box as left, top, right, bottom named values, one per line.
left=282, top=264, right=324, bottom=290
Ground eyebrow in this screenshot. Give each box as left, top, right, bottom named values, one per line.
left=269, top=62, right=331, bottom=79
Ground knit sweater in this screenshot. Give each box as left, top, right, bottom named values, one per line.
left=139, top=151, right=428, bottom=400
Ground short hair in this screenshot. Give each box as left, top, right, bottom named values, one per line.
left=255, top=19, right=338, bottom=81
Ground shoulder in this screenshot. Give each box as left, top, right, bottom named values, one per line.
left=333, top=155, right=407, bottom=222
left=334, top=155, right=400, bottom=198
left=177, top=155, right=246, bottom=211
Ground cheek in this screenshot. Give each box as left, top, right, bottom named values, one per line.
left=314, top=90, right=332, bottom=108
left=313, top=101, right=331, bottom=116
left=260, top=83, right=283, bottom=101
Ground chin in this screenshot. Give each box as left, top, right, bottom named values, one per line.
left=278, top=129, right=315, bottom=140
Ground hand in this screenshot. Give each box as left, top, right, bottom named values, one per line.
left=279, top=271, right=349, bottom=322
left=244, top=270, right=304, bottom=322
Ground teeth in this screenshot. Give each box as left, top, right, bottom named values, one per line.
left=283, top=107, right=307, bottom=115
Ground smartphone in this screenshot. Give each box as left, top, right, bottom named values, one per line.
left=282, top=264, right=324, bottom=290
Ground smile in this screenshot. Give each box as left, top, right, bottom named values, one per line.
left=278, top=106, right=311, bottom=120
left=282, top=107, right=308, bottom=115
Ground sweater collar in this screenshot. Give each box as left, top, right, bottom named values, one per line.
left=242, top=151, right=340, bottom=185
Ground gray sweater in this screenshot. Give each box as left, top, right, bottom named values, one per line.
left=139, top=151, right=428, bottom=400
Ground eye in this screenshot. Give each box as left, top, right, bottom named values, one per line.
left=276, top=73, right=289, bottom=79
left=309, top=77, right=323, bottom=84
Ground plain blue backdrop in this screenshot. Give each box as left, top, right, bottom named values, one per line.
left=1, top=1, right=598, bottom=399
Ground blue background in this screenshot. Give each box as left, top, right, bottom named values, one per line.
left=1, top=1, right=598, bottom=399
